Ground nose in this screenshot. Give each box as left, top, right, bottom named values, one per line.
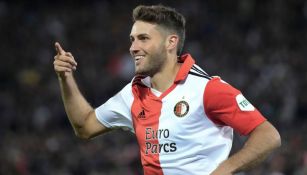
left=129, top=41, right=140, bottom=55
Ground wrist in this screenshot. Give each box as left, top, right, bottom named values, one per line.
left=57, top=72, right=73, bottom=81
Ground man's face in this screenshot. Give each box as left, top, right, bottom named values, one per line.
left=129, top=21, right=167, bottom=76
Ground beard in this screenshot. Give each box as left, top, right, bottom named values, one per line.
left=135, top=45, right=167, bottom=77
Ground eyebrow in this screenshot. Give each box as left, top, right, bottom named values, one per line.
left=130, top=33, right=150, bottom=39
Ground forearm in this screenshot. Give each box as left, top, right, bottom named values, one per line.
left=211, top=121, right=281, bottom=174
left=216, top=138, right=274, bottom=173
left=58, top=74, right=94, bottom=133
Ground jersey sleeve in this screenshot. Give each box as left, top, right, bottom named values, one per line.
left=203, top=77, right=266, bottom=135
left=95, top=83, right=134, bottom=133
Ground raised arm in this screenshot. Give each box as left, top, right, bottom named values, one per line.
left=53, top=42, right=109, bottom=139
left=210, top=121, right=281, bottom=174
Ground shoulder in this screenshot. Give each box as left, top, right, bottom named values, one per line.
left=203, top=77, right=241, bottom=111
left=205, top=77, right=240, bottom=97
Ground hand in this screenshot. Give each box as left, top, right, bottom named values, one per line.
left=53, top=42, right=78, bottom=78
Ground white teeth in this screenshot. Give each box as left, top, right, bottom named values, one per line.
left=135, top=56, right=145, bottom=60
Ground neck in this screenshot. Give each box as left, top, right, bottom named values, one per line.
left=150, top=55, right=181, bottom=92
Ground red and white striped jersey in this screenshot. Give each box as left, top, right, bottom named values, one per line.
left=95, top=54, right=266, bottom=175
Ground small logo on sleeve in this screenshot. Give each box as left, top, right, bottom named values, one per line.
left=236, top=94, right=255, bottom=111
left=174, top=101, right=189, bottom=117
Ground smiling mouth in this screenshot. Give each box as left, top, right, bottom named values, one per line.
left=134, top=55, right=145, bottom=64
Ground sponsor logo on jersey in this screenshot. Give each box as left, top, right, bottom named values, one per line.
left=174, top=101, right=189, bottom=117
left=236, top=94, right=255, bottom=111
left=145, top=127, right=177, bottom=155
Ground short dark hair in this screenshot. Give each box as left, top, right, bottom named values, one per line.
left=132, top=4, right=186, bottom=55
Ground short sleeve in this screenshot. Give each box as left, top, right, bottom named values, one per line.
left=95, top=83, right=134, bottom=133
left=203, top=78, right=266, bottom=135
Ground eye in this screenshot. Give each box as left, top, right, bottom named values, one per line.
left=139, top=36, right=149, bottom=41
left=130, top=37, right=135, bottom=43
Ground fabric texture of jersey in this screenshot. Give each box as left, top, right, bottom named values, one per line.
left=95, top=54, right=266, bottom=175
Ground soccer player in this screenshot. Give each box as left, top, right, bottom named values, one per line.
left=53, top=4, right=281, bottom=175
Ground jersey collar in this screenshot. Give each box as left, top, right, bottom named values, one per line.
left=174, top=53, right=195, bottom=83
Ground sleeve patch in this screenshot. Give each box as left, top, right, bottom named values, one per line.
left=235, top=94, right=255, bottom=111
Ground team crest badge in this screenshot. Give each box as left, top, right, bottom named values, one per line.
left=174, top=101, right=189, bottom=117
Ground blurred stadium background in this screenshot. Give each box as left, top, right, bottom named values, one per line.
left=0, top=0, right=307, bottom=174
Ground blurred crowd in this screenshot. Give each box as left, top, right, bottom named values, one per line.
left=0, top=0, right=307, bottom=174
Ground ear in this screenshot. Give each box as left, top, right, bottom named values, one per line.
left=166, top=35, right=179, bottom=51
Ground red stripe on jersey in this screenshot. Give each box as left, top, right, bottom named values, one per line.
left=203, top=77, right=266, bottom=135
left=131, top=85, right=164, bottom=175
